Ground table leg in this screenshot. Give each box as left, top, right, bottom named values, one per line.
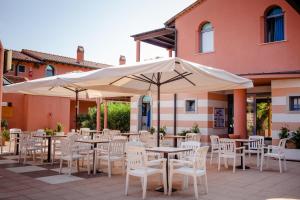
left=236, top=141, right=250, bottom=170
left=15, top=133, right=20, bottom=155
left=47, top=137, right=52, bottom=163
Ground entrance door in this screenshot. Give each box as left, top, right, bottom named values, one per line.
left=256, top=97, right=271, bottom=137
left=139, top=96, right=151, bottom=131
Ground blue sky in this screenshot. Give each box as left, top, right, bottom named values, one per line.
left=0, top=0, right=195, bottom=65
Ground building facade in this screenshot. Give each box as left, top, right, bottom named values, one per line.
left=130, top=0, right=300, bottom=144
left=2, top=46, right=110, bottom=132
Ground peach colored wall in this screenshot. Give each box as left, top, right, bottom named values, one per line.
left=175, top=0, right=300, bottom=74
left=25, top=95, right=70, bottom=132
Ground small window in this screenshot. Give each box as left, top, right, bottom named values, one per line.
left=200, top=22, right=214, bottom=53
left=17, top=65, right=26, bottom=73
left=289, top=96, right=300, bottom=111
left=185, top=100, right=196, bottom=112
left=265, top=6, right=284, bottom=43
left=45, top=65, right=55, bottom=77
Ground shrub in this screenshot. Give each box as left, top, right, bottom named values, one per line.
left=44, top=128, right=54, bottom=136
left=279, top=126, right=290, bottom=139
left=1, top=119, right=8, bottom=129
left=55, top=122, right=64, bottom=132
left=78, top=102, right=130, bottom=132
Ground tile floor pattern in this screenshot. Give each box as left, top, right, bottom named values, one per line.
left=0, top=155, right=299, bottom=200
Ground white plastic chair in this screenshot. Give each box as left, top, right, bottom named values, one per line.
left=95, top=139, right=126, bottom=177
left=245, top=135, right=264, bottom=167
left=218, top=138, right=245, bottom=173
left=125, top=146, right=167, bottom=199
left=9, top=128, right=22, bottom=153
left=52, top=132, right=65, bottom=163
left=59, top=137, right=90, bottom=175
left=180, top=141, right=201, bottom=160
left=80, top=128, right=90, bottom=136
left=209, top=135, right=219, bottom=165
left=169, top=146, right=209, bottom=199
left=18, top=134, right=44, bottom=164
left=260, top=138, right=287, bottom=173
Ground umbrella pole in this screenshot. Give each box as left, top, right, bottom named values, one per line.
left=157, top=83, right=160, bottom=147
left=75, top=90, right=79, bottom=131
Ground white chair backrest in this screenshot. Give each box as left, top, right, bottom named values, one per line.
left=108, top=139, right=126, bottom=156
left=193, top=146, right=209, bottom=170
left=278, top=138, right=288, bottom=153
left=112, top=135, right=127, bottom=140
left=186, top=133, right=198, bottom=141
left=80, top=128, right=90, bottom=136
left=126, top=146, right=147, bottom=170
left=60, top=138, right=76, bottom=156
left=180, top=141, right=201, bottom=150
left=103, top=129, right=110, bottom=135
left=67, top=133, right=79, bottom=143
left=219, top=138, right=236, bottom=154
left=9, top=128, right=22, bottom=134
left=210, top=135, right=220, bottom=150
left=249, top=136, right=264, bottom=149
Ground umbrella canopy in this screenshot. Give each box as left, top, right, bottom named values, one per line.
left=68, top=57, right=253, bottom=146
left=3, top=71, right=144, bottom=130
left=71, top=57, right=253, bottom=94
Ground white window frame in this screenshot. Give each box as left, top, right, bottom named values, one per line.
left=185, top=99, right=197, bottom=113
left=287, top=94, right=300, bottom=113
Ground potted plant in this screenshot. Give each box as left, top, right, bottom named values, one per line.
left=179, top=129, right=190, bottom=136
left=279, top=126, right=290, bottom=139
left=1, top=119, right=8, bottom=130
left=149, top=127, right=155, bottom=135
left=1, top=129, right=10, bottom=145
left=291, top=128, right=300, bottom=149
left=55, top=123, right=64, bottom=133
left=44, top=128, right=54, bottom=136
left=191, top=123, right=200, bottom=134
left=159, top=126, right=167, bottom=136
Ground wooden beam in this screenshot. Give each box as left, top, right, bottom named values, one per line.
left=133, top=29, right=175, bottom=41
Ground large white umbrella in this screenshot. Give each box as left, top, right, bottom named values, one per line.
left=68, top=57, right=253, bottom=146
left=3, top=71, right=145, bottom=129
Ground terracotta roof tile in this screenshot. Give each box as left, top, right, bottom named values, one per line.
left=21, top=49, right=110, bottom=69
left=11, top=50, right=42, bottom=63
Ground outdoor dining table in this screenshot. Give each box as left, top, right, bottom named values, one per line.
left=234, top=138, right=258, bottom=169
left=33, top=135, right=66, bottom=163
left=146, top=147, right=192, bottom=192
left=163, top=135, right=187, bottom=147
left=75, top=139, right=110, bottom=175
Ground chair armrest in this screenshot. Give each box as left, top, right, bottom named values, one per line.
left=169, top=159, right=191, bottom=165
left=236, top=146, right=245, bottom=150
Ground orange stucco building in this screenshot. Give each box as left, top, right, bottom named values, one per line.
left=2, top=47, right=110, bottom=132
left=130, top=0, right=300, bottom=144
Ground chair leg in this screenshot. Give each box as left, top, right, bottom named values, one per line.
left=142, top=176, right=147, bottom=199
left=266, top=156, right=269, bottom=168
left=122, top=158, right=125, bottom=175
left=59, top=159, right=63, bottom=174
left=163, top=170, right=167, bottom=195
left=279, top=158, right=282, bottom=173
left=284, top=157, right=287, bottom=171
left=193, top=176, right=199, bottom=200
left=242, top=155, right=245, bottom=171
left=204, top=174, right=208, bottom=194
left=224, top=158, right=228, bottom=168
left=108, top=161, right=112, bottom=178
left=256, top=151, right=260, bottom=168
left=69, top=160, right=72, bottom=175
left=218, top=156, right=221, bottom=171
left=77, top=160, right=80, bottom=173
left=233, top=157, right=236, bottom=173
left=210, top=150, right=213, bottom=165
left=168, top=172, right=173, bottom=196
left=260, top=155, right=264, bottom=172
left=125, top=173, right=129, bottom=195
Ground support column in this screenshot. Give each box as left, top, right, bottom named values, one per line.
left=0, top=41, right=4, bottom=136
left=168, top=49, right=172, bottom=58
left=136, top=40, right=140, bottom=62
left=234, top=89, right=247, bottom=139
left=96, top=98, right=102, bottom=131
left=104, top=100, right=108, bottom=129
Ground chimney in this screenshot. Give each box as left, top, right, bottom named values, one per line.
left=119, top=55, right=126, bottom=65
left=77, top=46, right=84, bottom=63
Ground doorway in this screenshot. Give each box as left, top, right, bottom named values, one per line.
left=138, top=96, right=152, bottom=131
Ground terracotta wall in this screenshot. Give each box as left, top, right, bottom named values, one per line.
left=175, top=0, right=300, bottom=74
left=271, top=79, right=300, bottom=144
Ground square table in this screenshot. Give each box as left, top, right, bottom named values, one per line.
left=234, top=138, right=259, bottom=169
left=146, top=147, right=192, bottom=192
left=163, top=135, right=187, bottom=147
left=33, top=135, right=66, bottom=163
left=76, top=139, right=110, bottom=174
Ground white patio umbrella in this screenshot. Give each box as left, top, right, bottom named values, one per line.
left=3, top=71, right=145, bottom=130
left=66, top=57, right=254, bottom=146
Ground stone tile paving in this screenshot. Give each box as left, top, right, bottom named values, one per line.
left=0, top=154, right=299, bottom=200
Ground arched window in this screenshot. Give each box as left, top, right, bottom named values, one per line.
left=265, top=6, right=284, bottom=42
left=45, top=65, right=55, bottom=77
left=200, top=22, right=214, bottom=53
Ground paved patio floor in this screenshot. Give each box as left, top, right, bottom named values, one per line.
left=0, top=154, right=299, bottom=200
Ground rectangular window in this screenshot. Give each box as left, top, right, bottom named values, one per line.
left=201, top=30, right=214, bottom=52
left=185, top=100, right=196, bottom=112
left=18, top=65, right=26, bottom=73
left=289, top=96, right=300, bottom=111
